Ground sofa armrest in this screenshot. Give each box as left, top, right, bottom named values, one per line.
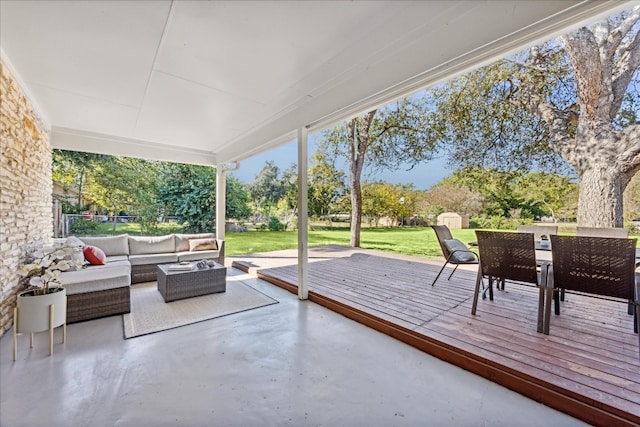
left=217, top=239, right=225, bottom=266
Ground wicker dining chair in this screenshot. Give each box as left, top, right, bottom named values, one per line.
left=545, top=235, right=639, bottom=356
left=472, top=230, right=547, bottom=332
left=430, top=225, right=478, bottom=286
left=576, top=226, right=629, bottom=238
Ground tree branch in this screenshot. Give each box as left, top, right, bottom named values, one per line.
left=611, top=28, right=640, bottom=115
left=618, top=123, right=640, bottom=176
left=608, top=5, right=640, bottom=51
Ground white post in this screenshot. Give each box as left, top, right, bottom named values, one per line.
left=297, top=127, right=309, bottom=300
left=216, top=166, right=226, bottom=242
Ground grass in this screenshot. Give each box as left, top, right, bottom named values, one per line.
left=205, top=227, right=477, bottom=258
left=77, top=223, right=638, bottom=259
left=93, top=222, right=184, bottom=235
left=81, top=223, right=476, bottom=258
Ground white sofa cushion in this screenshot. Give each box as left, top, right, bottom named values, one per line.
left=128, top=235, right=175, bottom=255
left=129, top=253, right=179, bottom=265
left=59, top=265, right=131, bottom=295
left=177, top=250, right=221, bottom=262
left=78, top=234, right=130, bottom=256
left=106, top=255, right=130, bottom=263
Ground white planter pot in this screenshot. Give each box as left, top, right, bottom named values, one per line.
left=16, top=287, right=67, bottom=333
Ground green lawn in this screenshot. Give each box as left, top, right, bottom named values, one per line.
left=78, top=223, right=637, bottom=259
left=93, top=222, right=184, bottom=235
left=223, top=227, right=478, bottom=258
left=83, top=223, right=476, bottom=258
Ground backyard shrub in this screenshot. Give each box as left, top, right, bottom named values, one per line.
left=71, top=218, right=98, bottom=234
left=267, top=216, right=285, bottom=231
left=470, top=215, right=520, bottom=230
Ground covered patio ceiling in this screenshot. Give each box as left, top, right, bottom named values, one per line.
left=0, top=1, right=631, bottom=167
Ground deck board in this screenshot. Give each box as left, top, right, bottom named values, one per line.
left=230, top=245, right=640, bottom=426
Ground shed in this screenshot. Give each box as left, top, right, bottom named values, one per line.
left=437, top=212, right=469, bottom=229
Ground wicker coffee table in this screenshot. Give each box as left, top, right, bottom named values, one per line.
left=157, top=263, right=227, bottom=303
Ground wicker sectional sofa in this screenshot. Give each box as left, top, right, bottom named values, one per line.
left=58, top=233, right=224, bottom=323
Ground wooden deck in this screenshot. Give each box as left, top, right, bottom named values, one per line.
left=230, top=245, right=640, bottom=427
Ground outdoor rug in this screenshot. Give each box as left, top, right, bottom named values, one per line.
left=123, top=277, right=278, bottom=338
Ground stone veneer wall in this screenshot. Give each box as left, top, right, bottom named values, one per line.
left=0, top=61, right=53, bottom=337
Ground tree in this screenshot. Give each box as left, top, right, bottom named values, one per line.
left=361, top=182, right=395, bottom=226
left=427, top=6, right=640, bottom=227
left=321, top=97, right=436, bottom=246
left=157, top=164, right=216, bottom=233
left=308, top=152, right=347, bottom=218
left=527, top=7, right=640, bottom=227
left=517, top=172, right=579, bottom=222
left=423, top=182, right=484, bottom=217
left=249, top=161, right=286, bottom=216
left=225, top=176, right=252, bottom=220
left=447, top=168, right=534, bottom=218
left=86, top=157, right=155, bottom=230
left=158, top=164, right=251, bottom=232
left=52, top=149, right=106, bottom=211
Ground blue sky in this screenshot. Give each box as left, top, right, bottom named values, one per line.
left=229, top=136, right=452, bottom=191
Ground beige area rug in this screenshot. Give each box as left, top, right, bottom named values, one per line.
left=123, top=277, right=278, bottom=338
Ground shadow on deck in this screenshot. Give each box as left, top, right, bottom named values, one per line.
left=230, top=245, right=640, bottom=427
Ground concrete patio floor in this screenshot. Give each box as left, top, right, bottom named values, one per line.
left=1, top=268, right=588, bottom=427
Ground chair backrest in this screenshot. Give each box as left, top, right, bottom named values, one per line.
left=516, top=225, right=558, bottom=241
left=576, top=226, right=629, bottom=238
left=550, top=235, right=637, bottom=300
left=475, top=230, right=539, bottom=285
left=431, top=225, right=454, bottom=258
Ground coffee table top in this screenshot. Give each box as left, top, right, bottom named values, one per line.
left=158, top=262, right=225, bottom=276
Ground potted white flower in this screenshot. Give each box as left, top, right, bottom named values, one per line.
left=15, top=242, right=84, bottom=345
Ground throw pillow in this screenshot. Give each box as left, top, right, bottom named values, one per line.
left=443, top=239, right=476, bottom=262
left=189, top=238, right=218, bottom=252
left=83, top=245, right=106, bottom=265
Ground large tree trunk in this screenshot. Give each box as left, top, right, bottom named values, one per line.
left=347, top=111, right=376, bottom=247
left=529, top=9, right=640, bottom=227
left=349, top=174, right=362, bottom=247
left=577, top=164, right=624, bottom=227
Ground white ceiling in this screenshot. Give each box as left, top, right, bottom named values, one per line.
left=0, top=1, right=631, bottom=166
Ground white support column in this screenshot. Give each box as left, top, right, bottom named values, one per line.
left=297, top=127, right=309, bottom=300
left=216, top=166, right=226, bottom=242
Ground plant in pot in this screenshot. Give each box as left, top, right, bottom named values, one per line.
left=14, top=241, right=84, bottom=358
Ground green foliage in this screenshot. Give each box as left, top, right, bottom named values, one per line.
left=320, top=96, right=437, bottom=172
left=86, top=157, right=159, bottom=229
left=52, top=149, right=107, bottom=208
left=423, top=55, right=565, bottom=173
left=225, top=176, right=252, bottom=219
left=57, top=200, right=85, bottom=214
left=267, top=216, right=285, bottom=231
left=445, top=167, right=577, bottom=221
left=70, top=218, right=98, bottom=234
left=138, top=205, right=162, bottom=235
left=158, top=164, right=252, bottom=232
left=308, top=151, right=346, bottom=217
left=249, top=161, right=286, bottom=215
left=157, top=163, right=216, bottom=233
left=360, top=182, right=418, bottom=226
left=469, top=215, right=520, bottom=230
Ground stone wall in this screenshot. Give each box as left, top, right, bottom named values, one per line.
left=0, top=61, right=53, bottom=337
